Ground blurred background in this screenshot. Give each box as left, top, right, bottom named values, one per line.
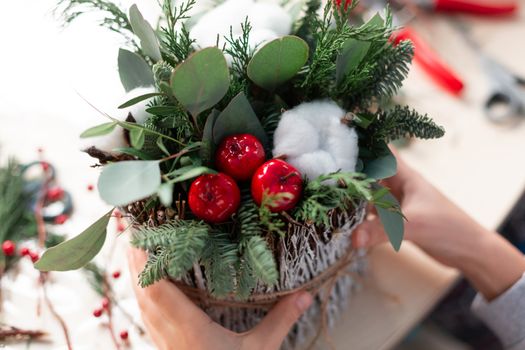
left=1, top=0, right=525, bottom=349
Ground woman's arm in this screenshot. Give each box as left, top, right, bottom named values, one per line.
left=353, top=151, right=525, bottom=347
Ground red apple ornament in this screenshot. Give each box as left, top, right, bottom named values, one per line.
left=215, top=134, right=266, bottom=181
left=251, top=159, right=303, bottom=212
left=188, top=173, right=241, bottom=223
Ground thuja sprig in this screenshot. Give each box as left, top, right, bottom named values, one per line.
left=158, top=0, right=196, bottom=65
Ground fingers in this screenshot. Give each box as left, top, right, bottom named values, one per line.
left=127, top=247, right=212, bottom=331
left=352, top=215, right=389, bottom=249
left=246, top=292, right=312, bottom=350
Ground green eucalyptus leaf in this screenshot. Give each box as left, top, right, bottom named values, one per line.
left=157, top=183, right=174, bottom=206
left=353, top=113, right=376, bottom=129
left=80, top=122, right=118, bottom=138
left=130, top=128, right=145, bottom=150
left=146, top=106, right=180, bottom=116
left=119, top=92, right=163, bottom=109
left=363, top=150, right=397, bottom=180
left=129, top=4, right=161, bottom=61
left=168, top=166, right=216, bottom=184
left=156, top=137, right=170, bottom=156
left=374, top=188, right=404, bottom=252
left=336, top=39, right=371, bottom=84
left=112, top=147, right=156, bottom=160
left=363, top=13, right=384, bottom=29
left=118, top=48, right=155, bottom=92
left=247, top=36, right=309, bottom=91
left=212, top=93, right=268, bottom=147
left=171, top=47, right=229, bottom=117
left=200, top=110, right=219, bottom=166
left=34, top=209, right=113, bottom=271
left=98, top=160, right=161, bottom=206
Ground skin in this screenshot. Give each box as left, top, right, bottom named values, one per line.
left=128, top=248, right=313, bottom=350
left=353, top=151, right=525, bottom=301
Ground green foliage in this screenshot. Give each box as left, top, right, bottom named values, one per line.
left=158, top=0, right=196, bottom=66
left=56, top=0, right=135, bottom=44
left=362, top=105, right=446, bottom=145
left=201, top=231, right=238, bottom=297
left=139, top=247, right=170, bottom=287
left=243, top=236, right=278, bottom=286
left=294, top=172, right=376, bottom=227
left=247, top=36, right=309, bottom=91
left=98, top=161, right=161, bottom=206
left=129, top=4, right=162, bottom=61
left=258, top=192, right=289, bottom=236
left=132, top=220, right=210, bottom=284
left=35, top=209, right=113, bottom=271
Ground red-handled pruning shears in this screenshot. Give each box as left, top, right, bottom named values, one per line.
left=414, top=0, right=517, bottom=16
left=391, top=26, right=464, bottom=95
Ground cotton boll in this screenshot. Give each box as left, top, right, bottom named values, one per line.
left=190, top=0, right=254, bottom=49
left=273, top=114, right=320, bottom=158
left=324, top=118, right=359, bottom=173
left=272, top=100, right=360, bottom=183
left=119, top=86, right=156, bottom=124
left=248, top=3, right=292, bottom=37
left=288, top=150, right=338, bottom=181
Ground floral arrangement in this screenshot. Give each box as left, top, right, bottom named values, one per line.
left=36, top=0, right=444, bottom=346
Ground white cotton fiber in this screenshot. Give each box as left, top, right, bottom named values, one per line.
left=189, top=0, right=292, bottom=52
left=272, top=100, right=360, bottom=182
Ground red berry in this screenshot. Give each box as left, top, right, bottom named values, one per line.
left=335, top=0, right=352, bottom=10
left=37, top=147, right=44, bottom=154
left=119, top=330, right=129, bottom=340
left=20, top=247, right=30, bottom=257
left=93, top=308, right=103, bottom=318
left=2, top=240, right=16, bottom=256
left=114, top=210, right=122, bottom=219
left=116, top=222, right=126, bottom=232
left=41, top=161, right=50, bottom=172
left=87, top=184, right=94, bottom=191
left=112, top=271, right=121, bottom=279
left=54, top=214, right=68, bottom=225
left=215, top=134, right=266, bottom=181
left=251, top=159, right=303, bottom=212
left=47, top=187, right=64, bottom=201
left=101, top=297, right=110, bottom=309
left=30, top=251, right=40, bottom=263
left=188, top=173, right=241, bottom=223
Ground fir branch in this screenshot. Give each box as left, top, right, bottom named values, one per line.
left=259, top=191, right=289, bottom=236
left=342, top=40, right=414, bottom=108
left=139, top=247, right=170, bottom=287
left=201, top=231, right=238, bottom=297
left=55, top=0, right=135, bottom=42
left=131, top=220, right=210, bottom=282
left=364, top=105, right=445, bottom=143
left=294, top=172, right=375, bottom=227
left=244, top=236, right=278, bottom=286
left=235, top=256, right=257, bottom=300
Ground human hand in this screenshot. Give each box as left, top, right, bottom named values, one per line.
left=353, top=151, right=525, bottom=300
left=128, top=247, right=313, bottom=350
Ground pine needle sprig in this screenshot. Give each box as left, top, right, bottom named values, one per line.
left=294, top=172, right=375, bottom=227
left=131, top=220, right=210, bottom=284
left=159, top=0, right=196, bottom=65
left=55, top=0, right=135, bottom=42
left=243, top=236, right=278, bottom=286
left=365, top=105, right=446, bottom=143
left=201, top=231, right=238, bottom=297
left=139, top=247, right=170, bottom=287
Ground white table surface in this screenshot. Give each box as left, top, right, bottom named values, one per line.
left=1, top=1, right=525, bottom=349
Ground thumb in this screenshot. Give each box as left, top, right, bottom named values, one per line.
left=247, top=292, right=313, bottom=349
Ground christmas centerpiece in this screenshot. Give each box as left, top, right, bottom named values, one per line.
left=36, top=0, right=445, bottom=348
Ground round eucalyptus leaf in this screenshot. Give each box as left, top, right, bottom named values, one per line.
left=118, top=49, right=155, bottom=92
left=171, top=47, right=230, bottom=117
left=247, top=36, right=309, bottom=91
left=98, top=160, right=161, bottom=206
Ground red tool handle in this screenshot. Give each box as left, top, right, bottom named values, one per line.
left=433, top=0, right=517, bottom=16
left=393, top=27, right=464, bottom=95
